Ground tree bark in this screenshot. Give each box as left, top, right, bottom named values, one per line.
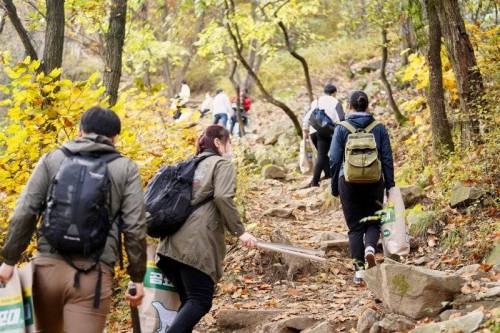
left=0, top=10, right=6, bottom=34
left=243, top=38, right=259, bottom=94
left=1, top=0, right=38, bottom=60
left=104, top=0, right=127, bottom=107
left=229, top=61, right=245, bottom=136
left=380, top=28, right=406, bottom=124
left=42, top=0, right=65, bottom=75
left=424, top=0, right=454, bottom=157
left=435, top=0, right=484, bottom=146
left=277, top=20, right=313, bottom=103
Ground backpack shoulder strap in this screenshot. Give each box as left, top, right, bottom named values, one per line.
left=100, top=152, right=122, bottom=164
left=364, top=120, right=381, bottom=133
left=339, top=121, right=357, bottom=134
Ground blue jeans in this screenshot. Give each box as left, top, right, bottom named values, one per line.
left=213, top=113, right=228, bottom=128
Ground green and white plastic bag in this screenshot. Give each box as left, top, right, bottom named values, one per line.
left=380, top=187, right=410, bottom=257
left=139, top=244, right=180, bottom=333
left=18, top=263, right=35, bottom=333
left=0, top=268, right=25, bottom=333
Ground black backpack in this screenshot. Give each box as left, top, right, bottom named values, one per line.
left=41, top=147, right=121, bottom=308
left=145, top=154, right=215, bottom=238
left=308, top=108, right=336, bottom=137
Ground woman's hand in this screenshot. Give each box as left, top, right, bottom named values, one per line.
left=0, top=263, right=15, bottom=285
left=125, top=282, right=145, bottom=307
left=239, top=232, right=257, bottom=248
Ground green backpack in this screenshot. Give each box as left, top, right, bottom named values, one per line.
left=340, top=120, right=382, bottom=183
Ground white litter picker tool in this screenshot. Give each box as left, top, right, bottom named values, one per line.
left=256, top=242, right=327, bottom=262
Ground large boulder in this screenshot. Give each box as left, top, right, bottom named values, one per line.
left=364, top=261, right=464, bottom=319
left=262, top=165, right=286, bottom=180
left=449, top=182, right=484, bottom=207
left=302, top=321, right=336, bottom=333
left=411, top=311, right=484, bottom=333
left=399, top=185, right=425, bottom=207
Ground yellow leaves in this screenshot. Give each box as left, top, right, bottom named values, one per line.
left=4, top=67, right=25, bottom=79
left=48, top=68, right=62, bottom=79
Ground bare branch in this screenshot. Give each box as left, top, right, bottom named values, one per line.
left=1, top=0, right=39, bottom=60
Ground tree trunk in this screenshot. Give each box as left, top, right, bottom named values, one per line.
left=229, top=61, right=245, bottom=136
left=42, top=0, right=65, bottom=75
left=436, top=0, right=484, bottom=146
left=277, top=20, right=313, bottom=103
left=380, top=28, right=406, bottom=124
left=0, top=10, right=6, bottom=34
left=424, top=0, right=454, bottom=157
left=243, top=38, right=259, bottom=94
left=1, top=0, right=38, bottom=60
left=104, top=0, right=127, bottom=107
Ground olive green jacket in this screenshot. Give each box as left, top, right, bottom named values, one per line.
left=157, top=151, right=245, bottom=282
left=1, top=134, right=147, bottom=282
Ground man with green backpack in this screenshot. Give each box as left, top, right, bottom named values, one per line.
left=329, top=91, right=395, bottom=285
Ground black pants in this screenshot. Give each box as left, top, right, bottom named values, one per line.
left=157, top=255, right=215, bottom=333
left=338, top=177, right=384, bottom=268
left=311, top=132, right=332, bottom=186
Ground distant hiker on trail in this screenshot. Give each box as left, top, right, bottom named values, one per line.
left=0, top=107, right=147, bottom=332
left=173, top=80, right=191, bottom=119
left=212, top=89, right=233, bottom=128
left=229, top=91, right=252, bottom=136
left=156, top=125, right=257, bottom=332
left=303, top=84, right=345, bottom=188
left=178, top=79, right=191, bottom=106
left=200, top=92, right=213, bottom=118
left=329, top=91, right=395, bottom=285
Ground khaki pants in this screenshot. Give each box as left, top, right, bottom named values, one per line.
left=33, top=257, right=113, bottom=333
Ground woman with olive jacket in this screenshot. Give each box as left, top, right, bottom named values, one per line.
left=157, top=125, right=257, bottom=332
left=329, top=91, right=395, bottom=285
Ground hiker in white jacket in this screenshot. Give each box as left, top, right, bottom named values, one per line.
left=212, top=89, right=233, bottom=128
left=303, top=84, right=345, bottom=187
left=178, top=80, right=191, bottom=106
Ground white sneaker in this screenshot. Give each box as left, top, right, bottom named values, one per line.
left=365, top=246, right=376, bottom=269
left=353, top=270, right=364, bottom=285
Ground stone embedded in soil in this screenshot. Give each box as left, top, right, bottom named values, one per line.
left=302, top=321, right=336, bottom=333
left=449, top=182, right=484, bottom=207
left=216, top=309, right=283, bottom=330
left=364, top=262, right=464, bottom=319
left=376, top=313, right=415, bottom=332
left=399, top=185, right=425, bottom=207
left=263, top=207, right=294, bottom=218
left=262, top=164, right=287, bottom=179
left=356, top=308, right=380, bottom=333
left=410, top=310, right=484, bottom=333
left=261, top=316, right=319, bottom=333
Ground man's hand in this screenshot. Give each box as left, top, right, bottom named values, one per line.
left=239, top=232, right=257, bottom=248
left=0, top=263, right=15, bottom=285
left=303, top=129, right=309, bottom=138
left=125, top=283, right=145, bottom=307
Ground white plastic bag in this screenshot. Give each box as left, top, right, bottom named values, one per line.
left=299, top=137, right=314, bottom=175
left=381, top=187, right=410, bottom=257
left=0, top=269, right=25, bottom=333
left=139, top=244, right=181, bottom=333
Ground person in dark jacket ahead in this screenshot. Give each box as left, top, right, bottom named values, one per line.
left=329, top=91, right=395, bottom=284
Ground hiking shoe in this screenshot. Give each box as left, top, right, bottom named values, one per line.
left=353, top=270, right=364, bottom=285
left=365, top=246, right=376, bottom=269
left=301, top=182, right=320, bottom=189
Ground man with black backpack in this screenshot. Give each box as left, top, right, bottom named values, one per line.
left=303, top=84, right=345, bottom=188
left=0, top=107, right=146, bottom=332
